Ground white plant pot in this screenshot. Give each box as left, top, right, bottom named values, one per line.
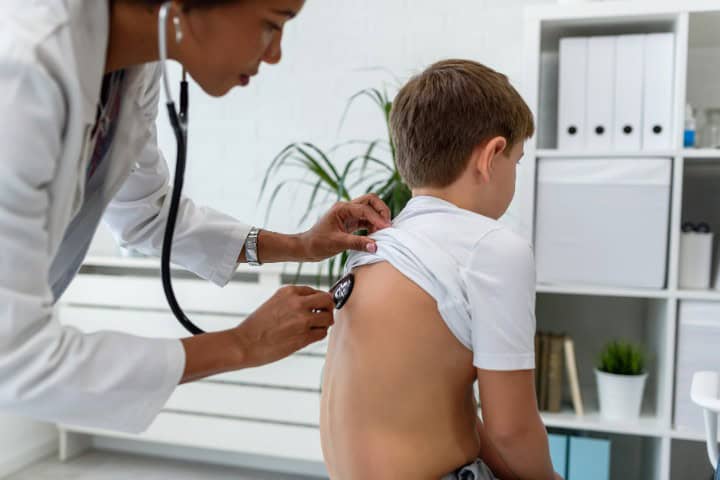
left=595, top=369, right=648, bottom=421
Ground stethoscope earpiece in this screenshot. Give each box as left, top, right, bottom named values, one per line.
left=173, top=15, right=183, bottom=44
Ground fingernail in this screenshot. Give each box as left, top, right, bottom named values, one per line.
left=366, top=243, right=377, bottom=253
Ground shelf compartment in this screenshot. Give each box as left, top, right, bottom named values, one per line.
left=670, top=427, right=720, bottom=443
left=679, top=160, right=720, bottom=292
left=537, top=284, right=670, bottom=299
left=682, top=148, right=720, bottom=158
left=544, top=429, right=664, bottom=480
left=543, top=409, right=666, bottom=437
left=536, top=294, right=673, bottom=428
left=535, top=16, right=680, bottom=150
left=676, top=289, right=720, bottom=301
left=670, top=438, right=716, bottom=479
left=686, top=12, right=720, bottom=150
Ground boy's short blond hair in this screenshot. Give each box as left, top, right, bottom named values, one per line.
left=390, top=59, right=535, bottom=189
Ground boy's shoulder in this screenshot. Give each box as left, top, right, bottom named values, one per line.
left=394, top=197, right=533, bottom=265
left=473, top=222, right=532, bottom=253
left=466, top=223, right=535, bottom=273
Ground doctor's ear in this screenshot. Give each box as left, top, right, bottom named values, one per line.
left=473, top=136, right=508, bottom=184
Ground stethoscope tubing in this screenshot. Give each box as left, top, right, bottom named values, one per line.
left=158, top=2, right=204, bottom=335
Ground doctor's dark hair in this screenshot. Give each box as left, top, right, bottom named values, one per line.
left=390, top=59, right=535, bottom=189
left=134, top=0, right=238, bottom=8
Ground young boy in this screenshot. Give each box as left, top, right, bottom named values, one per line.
left=320, top=60, right=559, bottom=480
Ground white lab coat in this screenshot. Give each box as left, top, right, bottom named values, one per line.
left=0, top=0, right=250, bottom=432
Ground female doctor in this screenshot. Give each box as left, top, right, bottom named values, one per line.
left=0, top=0, right=390, bottom=433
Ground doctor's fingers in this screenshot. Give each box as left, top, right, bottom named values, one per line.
left=277, top=309, right=332, bottom=337
left=301, top=291, right=335, bottom=313
left=306, top=308, right=335, bottom=330
left=351, top=194, right=391, bottom=224
left=340, top=202, right=391, bottom=233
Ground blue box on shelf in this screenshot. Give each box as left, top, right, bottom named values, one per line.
left=567, top=436, right=611, bottom=480
left=548, top=434, right=568, bottom=478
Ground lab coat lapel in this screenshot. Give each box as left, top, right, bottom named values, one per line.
left=64, top=0, right=112, bottom=219
left=66, top=0, right=110, bottom=124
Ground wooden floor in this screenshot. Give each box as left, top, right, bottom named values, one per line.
left=5, top=451, right=322, bottom=480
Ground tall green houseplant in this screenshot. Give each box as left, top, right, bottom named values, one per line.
left=260, top=87, right=411, bottom=283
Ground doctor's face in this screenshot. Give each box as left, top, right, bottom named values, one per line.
left=176, top=0, right=305, bottom=97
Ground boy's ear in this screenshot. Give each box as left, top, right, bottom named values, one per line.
left=473, top=136, right=508, bottom=184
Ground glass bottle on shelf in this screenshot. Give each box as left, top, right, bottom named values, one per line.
left=696, top=108, right=707, bottom=147
left=702, top=108, right=720, bottom=149
left=685, top=103, right=697, bottom=148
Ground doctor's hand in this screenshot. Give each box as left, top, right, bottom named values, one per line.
left=298, top=194, right=392, bottom=262
left=180, top=285, right=334, bottom=383
left=232, top=285, right=335, bottom=368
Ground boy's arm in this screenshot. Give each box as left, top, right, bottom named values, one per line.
left=464, top=230, right=560, bottom=478
left=476, top=369, right=557, bottom=480
left=475, top=415, right=518, bottom=480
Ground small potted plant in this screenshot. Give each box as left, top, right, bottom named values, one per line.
left=595, top=340, right=648, bottom=421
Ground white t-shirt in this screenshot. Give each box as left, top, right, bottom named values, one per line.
left=345, top=195, right=536, bottom=371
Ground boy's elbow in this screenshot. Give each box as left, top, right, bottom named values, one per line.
left=486, top=422, right=534, bottom=449
left=486, top=420, right=557, bottom=479
left=485, top=412, right=547, bottom=450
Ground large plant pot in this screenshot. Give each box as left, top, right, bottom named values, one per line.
left=595, top=369, right=648, bottom=421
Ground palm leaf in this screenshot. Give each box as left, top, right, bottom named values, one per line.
left=292, top=146, right=341, bottom=193
left=330, top=139, right=392, bottom=154
left=336, top=158, right=357, bottom=202
left=291, top=261, right=304, bottom=285
left=328, top=256, right=336, bottom=286
left=259, top=144, right=298, bottom=202
left=264, top=179, right=324, bottom=224
left=348, top=169, right=389, bottom=193
left=298, top=178, right=331, bottom=227
left=339, top=88, right=389, bottom=134
left=297, top=143, right=343, bottom=185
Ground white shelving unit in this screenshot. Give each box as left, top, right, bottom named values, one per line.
left=522, top=2, right=720, bottom=479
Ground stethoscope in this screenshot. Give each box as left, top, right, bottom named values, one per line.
left=156, top=3, right=354, bottom=335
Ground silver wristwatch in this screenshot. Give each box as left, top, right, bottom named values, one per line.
left=245, top=227, right=262, bottom=267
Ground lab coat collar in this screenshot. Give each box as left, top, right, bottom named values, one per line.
left=66, top=0, right=110, bottom=122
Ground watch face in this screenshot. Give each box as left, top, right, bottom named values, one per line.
left=246, top=229, right=260, bottom=264
left=330, top=273, right=355, bottom=310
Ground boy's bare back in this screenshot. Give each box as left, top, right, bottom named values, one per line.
left=320, top=261, right=480, bottom=480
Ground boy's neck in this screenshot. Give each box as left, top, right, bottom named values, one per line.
left=412, top=184, right=499, bottom=220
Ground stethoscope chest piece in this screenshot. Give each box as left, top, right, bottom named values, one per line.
left=330, top=273, right=355, bottom=310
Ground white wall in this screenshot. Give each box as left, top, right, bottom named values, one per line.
left=90, top=0, right=554, bottom=256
